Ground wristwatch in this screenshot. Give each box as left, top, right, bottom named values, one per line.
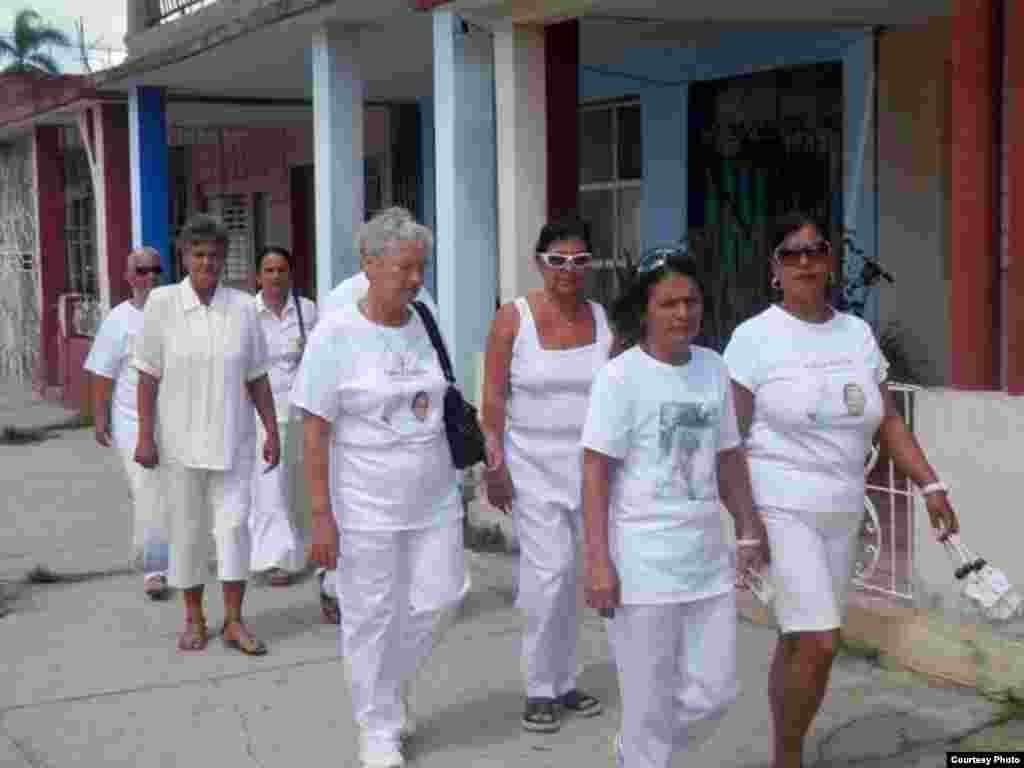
left=920, top=481, right=949, bottom=496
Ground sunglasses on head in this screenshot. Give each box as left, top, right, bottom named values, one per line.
left=636, top=244, right=689, bottom=275
left=773, top=240, right=831, bottom=267
left=538, top=251, right=593, bottom=271
left=135, top=266, right=163, bottom=276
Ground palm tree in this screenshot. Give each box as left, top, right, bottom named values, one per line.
left=0, top=9, right=71, bottom=75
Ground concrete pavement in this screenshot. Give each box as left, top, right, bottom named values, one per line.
left=3, top=423, right=1022, bottom=767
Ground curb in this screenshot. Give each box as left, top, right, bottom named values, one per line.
left=737, top=590, right=1024, bottom=702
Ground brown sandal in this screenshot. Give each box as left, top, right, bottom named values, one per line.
left=177, top=617, right=209, bottom=652
left=221, top=620, right=267, bottom=656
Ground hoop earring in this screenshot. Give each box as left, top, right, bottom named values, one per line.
left=771, top=276, right=781, bottom=291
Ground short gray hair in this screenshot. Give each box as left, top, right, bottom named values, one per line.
left=179, top=213, right=229, bottom=247
left=357, top=207, right=434, bottom=261
left=126, top=246, right=160, bottom=272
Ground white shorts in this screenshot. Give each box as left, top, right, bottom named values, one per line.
left=761, top=507, right=860, bottom=634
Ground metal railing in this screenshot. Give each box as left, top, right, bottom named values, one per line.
left=156, top=0, right=220, bottom=25
left=853, top=382, right=920, bottom=601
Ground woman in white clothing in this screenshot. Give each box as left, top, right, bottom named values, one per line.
left=582, top=246, right=769, bottom=768
left=294, top=211, right=465, bottom=768
left=723, top=212, right=959, bottom=768
left=249, top=246, right=317, bottom=589
left=482, top=217, right=611, bottom=733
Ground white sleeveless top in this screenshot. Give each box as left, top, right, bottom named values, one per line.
left=504, top=297, right=612, bottom=509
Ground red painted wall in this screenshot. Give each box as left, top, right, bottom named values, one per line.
left=545, top=19, right=580, bottom=221
left=102, top=104, right=133, bottom=305
left=1007, top=1, right=1024, bottom=394
left=33, top=125, right=65, bottom=392
left=950, top=0, right=1001, bottom=389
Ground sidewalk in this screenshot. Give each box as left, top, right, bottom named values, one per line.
left=0, top=380, right=80, bottom=436
left=3, top=428, right=1022, bottom=766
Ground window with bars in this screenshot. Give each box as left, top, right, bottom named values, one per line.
left=207, top=194, right=253, bottom=289
left=578, top=100, right=643, bottom=308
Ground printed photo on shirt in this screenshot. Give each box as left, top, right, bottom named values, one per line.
left=843, top=382, right=867, bottom=417
left=655, top=401, right=718, bottom=500
left=411, top=390, right=431, bottom=422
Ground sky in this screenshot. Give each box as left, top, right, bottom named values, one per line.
left=0, top=0, right=127, bottom=73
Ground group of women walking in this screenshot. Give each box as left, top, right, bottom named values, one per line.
left=91, top=204, right=959, bottom=768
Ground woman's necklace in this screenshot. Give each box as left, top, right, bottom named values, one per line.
left=360, top=299, right=421, bottom=377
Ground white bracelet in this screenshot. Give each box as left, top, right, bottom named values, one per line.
left=736, top=539, right=761, bottom=547
left=920, top=481, right=949, bottom=496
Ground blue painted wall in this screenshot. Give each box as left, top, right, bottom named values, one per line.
left=418, top=97, right=438, bottom=300
left=579, top=28, right=879, bottom=325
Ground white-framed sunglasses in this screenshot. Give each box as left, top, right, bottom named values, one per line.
left=538, top=251, right=593, bottom=271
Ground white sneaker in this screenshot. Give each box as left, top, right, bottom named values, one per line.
left=359, top=734, right=404, bottom=768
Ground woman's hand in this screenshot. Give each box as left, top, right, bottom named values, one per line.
left=586, top=557, right=620, bottom=617
left=134, top=434, right=159, bottom=468
left=310, top=511, right=339, bottom=569
left=926, top=492, right=958, bottom=541
left=484, top=465, right=515, bottom=513
left=262, top=429, right=281, bottom=473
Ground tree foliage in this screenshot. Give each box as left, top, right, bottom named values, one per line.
left=0, top=9, right=71, bottom=75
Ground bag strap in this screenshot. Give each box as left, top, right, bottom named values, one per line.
left=411, top=301, right=455, bottom=385
left=293, top=286, right=307, bottom=344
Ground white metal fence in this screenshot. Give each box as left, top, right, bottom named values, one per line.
left=854, top=382, right=920, bottom=601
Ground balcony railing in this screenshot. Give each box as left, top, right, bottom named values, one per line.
left=155, top=0, right=220, bottom=25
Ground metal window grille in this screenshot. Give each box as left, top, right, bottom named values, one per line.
left=208, top=194, right=253, bottom=288
left=156, top=0, right=220, bottom=25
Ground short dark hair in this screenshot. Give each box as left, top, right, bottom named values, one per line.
left=611, top=247, right=707, bottom=351
left=257, top=245, right=292, bottom=270
left=179, top=213, right=229, bottom=247
left=534, top=216, right=592, bottom=255
left=772, top=211, right=824, bottom=253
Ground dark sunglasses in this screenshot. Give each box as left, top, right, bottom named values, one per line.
left=636, top=243, right=689, bottom=274
left=773, top=240, right=831, bottom=267
left=135, top=266, right=163, bottom=276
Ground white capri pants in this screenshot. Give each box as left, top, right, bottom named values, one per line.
left=514, top=495, right=583, bottom=699
left=249, top=418, right=304, bottom=573
left=114, top=427, right=167, bottom=576
left=760, top=507, right=860, bottom=634
left=607, top=591, right=738, bottom=768
left=338, top=519, right=467, bottom=749
left=162, top=449, right=255, bottom=589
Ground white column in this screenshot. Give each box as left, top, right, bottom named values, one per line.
left=434, top=11, right=499, bottom=394
left=494, top=22, right=547, bottom=305
left=312, top=23, right=365, bottom=303
left=78, top=108, right=112, bottom=313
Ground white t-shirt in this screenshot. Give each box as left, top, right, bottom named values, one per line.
left=321, top=271, right=439, bottom=317
left=254, top=291, right=317, bottom=420
left=84, top=301, right=143, bottom=441
left=291, top=302, right=460, bottom=531
left=581, top=345, right=741, bottom=604
left=723, top=305, right=888, bottom=521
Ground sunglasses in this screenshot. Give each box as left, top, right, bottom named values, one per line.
left=135, top=266, right=163, bottom=276
left=773, top=240, right=831, bottom=267
left=538, top=251, right=593, bottom=271
left=636, top=244, right=689, bottom=274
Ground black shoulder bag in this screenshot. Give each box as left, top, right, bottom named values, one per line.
left=411, top=301, right=486, bottom=469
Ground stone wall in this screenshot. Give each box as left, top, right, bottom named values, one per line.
left=0, top=138, right=41, bottom=388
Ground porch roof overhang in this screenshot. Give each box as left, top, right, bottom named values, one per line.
left=0, top=74, right=115, bottom=141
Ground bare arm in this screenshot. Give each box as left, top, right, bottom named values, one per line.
left=92, top=374, right=114, bottom=447
left=717, top=447, right=770, bottom=567
left=582, top=448, right=619, bottom=615
left=246, top=374, right=280, bottom=471
left=480, top=302, right=519, bottom=510
left=135, top=371, right=159, bottom=468
left=878, top=383, right=958, bottom=538
left=731, top=381, right=755, bottom=439
left=303, top=410, right=338, bottom=568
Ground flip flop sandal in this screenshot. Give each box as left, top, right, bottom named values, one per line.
left=144, top=574, right=170, bottom=601
left=560, top=689, right=603, bottom=717
left=221, top=621, right=267, bottom=656
left=318, top=571, right=340, bottom=625
left=521, top=697, right=561, bottom=733
left=177, top=618, right=209, bottom=652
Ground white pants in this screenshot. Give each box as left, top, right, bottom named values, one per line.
left=114, top=426, right=167, bottom=578
left=249, top=419, right=304, bottom=573
left=338, top=520, right=466, bottom=745
left=607, top=592, right=738, bottom=768
left=514, top=496, right=582, bottom=698
left=163, top=451, right=255, bottom=589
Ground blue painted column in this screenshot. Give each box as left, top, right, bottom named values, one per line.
left=843, top=34, right=878, bottom=325
left=128, top=86, right=171, bottom=281
left=640, top=85, right=688, bottom=251
left=311, top=24, right=364, bottom=303
left=433, top=10, right=498, bottom=395
left=418, top=97, right=437, bottom=299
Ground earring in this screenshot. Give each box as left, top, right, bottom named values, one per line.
left=771, top=276, right=781, bottom=290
